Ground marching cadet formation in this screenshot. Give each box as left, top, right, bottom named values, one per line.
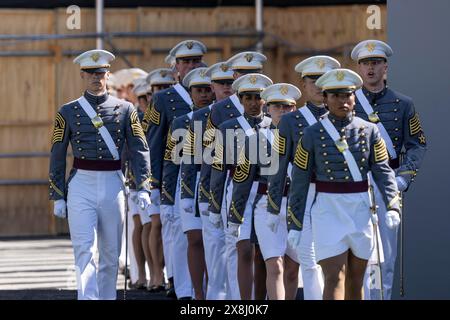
left=49, top=38, right=427, bottom=300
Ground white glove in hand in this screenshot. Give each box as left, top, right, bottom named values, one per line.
left=228, top=222, right=240, bottom=238
left=287, top=229, right=302, bottom=251
left=54, top=199, right=67, bottom=219
left=161, top=205, right=174, bottom=222
left=181, top=198, right=195, bottom=214
left=209, top=212, right=222, bottom=229
left=396, top=176, right=408, bottom=192
left=385, top=210, right=401, bottom=229
left=138, top=191, right=151, bottom=210
left=266, top=213, right=280, bottom=233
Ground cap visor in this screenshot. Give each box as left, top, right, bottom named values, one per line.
left=82, top=67, right=109, bottom=73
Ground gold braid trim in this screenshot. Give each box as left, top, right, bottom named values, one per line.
left=230, top=201, right=243, bottom=223
left=374, top=138, right=388, bottom=163
left=52, top=112, right=66, bottom=145
left=293, top=138, right=309, bottom=170
left=272, top=129, right=286, bottom=155
left=288, top=206, right=303, bottom=229
left=267, top=193, right=280, bottom=212
left=233, top=148, right=250, bottom=183
left=49, top=179, right=64, bottom=197
left=409, top=113, right=422, bottom=136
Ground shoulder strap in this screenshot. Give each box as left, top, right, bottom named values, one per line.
left=173, top=83, right=193, bottom=107
left=236, top=115, right=256, bottom=137
left=77, top=96, right=120, bottom=160
left=321, top=117, right=363, bottom=182
left=355, top=89, right=397, bottom=159
left=229, top=94, right=244, bottom=115
left=299, top=105, right=318, bottom=126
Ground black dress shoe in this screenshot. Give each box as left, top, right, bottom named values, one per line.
left=178, top=296, right=192, bottom=300
left=147, top=285, right=166, bottom=293
left=166, top=287, right=177, bottom=299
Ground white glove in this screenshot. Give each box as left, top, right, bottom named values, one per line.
left=228, top=222, right=240, bottom=238
left=396, top=176, right=408, bottom=192
left=181, top=198, right=195, bottom=214
left=150, top=189, right=161, bottom=206
left=138, top=191, right=151, bottom=210
left=209, top=212, right=222, bottom=229
left=266, top=213, right=280, bottom=233
left=53, top=199, right=67, bottom=219
left=130, top=192, right=138, bottom=205
left=287, top=229, right=302, bottom=251
left=161, top=205, right=174, bottom=223
left=385, top=210, right=401, bottom=229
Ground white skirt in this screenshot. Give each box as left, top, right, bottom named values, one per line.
left=128, top=190, right=151, bottom=225
left=254, top=196, right=288, bottom=261
left=311, top=191, right=377, bottom=262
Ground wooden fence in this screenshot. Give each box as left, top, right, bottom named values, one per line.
left=0, top=5, right=386, bottom=236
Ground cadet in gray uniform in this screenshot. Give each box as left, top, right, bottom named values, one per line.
left=177, top=68, right=214, bottom=300
left=141, top=40, right=207, bottom=295
left=49, top=50, right=151, bottom=300
left=350, top=40, right=427, bottom=300
left=267, top=56, right=340, bottom=300
left=183, top=62, right=234, bottom=300
left=206, top=52, right=267, bottom=300
left=211, top=74, right=273, bottom=300
left=288, top=68, right=401, bottom=300
left=228, top=83, right=300, bottom=300
left=143, top=68, right=176, bottom=294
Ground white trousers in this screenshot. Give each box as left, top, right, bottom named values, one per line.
left=171, top=171, right=193, bottom=298
left=297, top=184, right=324, bottom=300
left=364, top=179, right=396, bottom=300
left=199, top=202, right=227, bottom=300
left=67, top=169, right=124, bottom=300
left=159, top=205, right=173, bottom=280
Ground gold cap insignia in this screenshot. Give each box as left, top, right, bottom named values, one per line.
left=199, top=70, right=206, bottom=78
left=249, top=75, right=257, bottom=84
left=365, top=42, right=376, bottom=52
left=280, top=85, right=289, bottom=95
left=336, top=71, right=345, bottom=81
left=315, top=59, right=325, bottom=69
left=186, top=41, right=194, bottom=50
left=160, top=70, right=168, bottom=78
left=220, top=64, right=229, bottom=72
left=90, top=52, right=100, bottom=63
left=245, top=53, right=253, bottom=62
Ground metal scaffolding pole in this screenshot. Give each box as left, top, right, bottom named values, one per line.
left=96, top=0, right=104, bottom=49
left=255, top=0, right=263, bottom=53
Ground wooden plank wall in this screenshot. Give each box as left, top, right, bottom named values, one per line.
left=0, top=5, right=386, bottom=236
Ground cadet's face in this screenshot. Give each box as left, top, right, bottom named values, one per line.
left=358, top=60, right=387, bottom=87
left=190, top=86, right=214, bottom=107
left=302, top=76, right=323, bottom=105
left=240, top=93, right=264, bottom=116
left=325, top=92, right=355, bottom=119
left=81, top=71, right=108, bottom=94
left=151, top=84, right=171, bottom=94
left=126, top=84, right=137, bottom=104
left=137, top=96, right=148, bottom=112
left=211, top=81, right=233, bottom=101
left=268, top=103, right=295, bottom=125
left=176, top=57, right=202, bottom=80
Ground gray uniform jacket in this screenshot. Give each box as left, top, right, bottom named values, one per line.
left=200, top=95, right=244, bottom=206
left=180, top=105, right=212, bottom=203
left=288, top=113, right=401, bottom=231
left=267, top=103, right=328, bottom=215
left=228, top=120, right=273, bottom=225
left=208, top=113, right=269, bottom=214
left=49, top=91, right=151, bottom=200
left=355, top=86, right=427, bottom=188
left=141, top=85, right=192, bottom=190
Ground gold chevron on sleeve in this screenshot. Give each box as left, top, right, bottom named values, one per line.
left=409, top=112, right=422, bottom=136
left=203, top=115, right=216, bottom=147
left=183, top=127, right=195, bottom=156
left=210, top=191, right=221, bottom=211
left=212, top=140, right=224, bottom=171
left=52, top=112, right=66, bottom=145
left=374, top=138, right=388, bottom=163
left=130, top=110, right=147, bottom=142
left=293, top=138, right=309, bottom=170
left=233, top=148, right=250, bottom=183
left=272, top=129, right=286, bottom=155
left=164, top=129, right=177, bottom=161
